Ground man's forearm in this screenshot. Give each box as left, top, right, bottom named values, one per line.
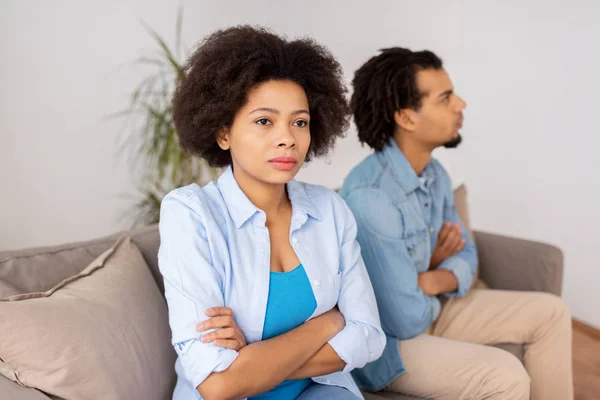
left=418, top=269, right=458, bottom=296
left=286, top=343, right=345, bottom=380
left=198, top=315, right=341, bottom=400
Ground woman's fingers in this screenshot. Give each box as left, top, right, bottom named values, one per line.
left=196, top=315, right=234, bottom=332
left=205, top=307, right=233, bottom=317
left=201, top=327, right=236, bottom=342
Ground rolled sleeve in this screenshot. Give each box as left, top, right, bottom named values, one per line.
left=429, top=294, right=442, bottom=321
left=439, top=256, right=473, bottom=297
left=175, top=340, right=238, bottom=388
left=435, top=162, right=478, bottom=298
left=158, top=190, right=238, bottom=389
left=437, top=198, right=478, bottom=297
left=328, top=322, right=382, bottom=373
left=327, top=194, right=386, bottom=372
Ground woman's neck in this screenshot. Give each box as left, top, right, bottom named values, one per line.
left=232, top=165, right=291, bottom=217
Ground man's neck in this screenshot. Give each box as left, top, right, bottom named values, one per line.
left=393, top=132, right=432, bottom=176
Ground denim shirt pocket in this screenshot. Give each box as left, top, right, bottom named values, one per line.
left=403, top=228, right=429, bottom=265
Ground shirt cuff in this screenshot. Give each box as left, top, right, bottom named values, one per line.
left=328, top=322, right=370, bottom=373
left=429, top=294, right=442, bottom=322
left=177, top=339, right=239, bottom=389
left=438, top=256, right=473, bottom=297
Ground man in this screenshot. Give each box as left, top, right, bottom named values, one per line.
left=340, top=47, right=573, bottom=400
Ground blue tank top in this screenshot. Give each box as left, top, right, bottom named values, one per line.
left=249, top=264, right=317, bottom=400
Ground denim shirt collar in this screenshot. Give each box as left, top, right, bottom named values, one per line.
left=218, top=166, right=321, bottom=229
left=381, top=139, right=436, bottom=194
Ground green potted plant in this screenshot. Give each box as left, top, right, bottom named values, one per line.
left=112, top=9, right=220, bottom=226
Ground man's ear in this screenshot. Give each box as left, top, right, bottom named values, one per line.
left=394, top=109, right=418, bottom=132
left=216, top=128, right=230, bottom=150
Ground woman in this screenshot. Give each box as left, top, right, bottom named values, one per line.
left=158, top=26, right=385, bottom=400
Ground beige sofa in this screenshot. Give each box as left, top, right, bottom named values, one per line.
left=0, top=186, right=564, bottom=400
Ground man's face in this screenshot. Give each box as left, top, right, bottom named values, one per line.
left=411, top=68, right=466, bottom=149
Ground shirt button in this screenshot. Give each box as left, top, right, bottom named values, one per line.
left=429, top=227, right=434, bottom=233
left=292, top=236, right=299, bottom=244
left=313, top=280, right=321, bottom=287
left=424, top=202, right=429, bottom=207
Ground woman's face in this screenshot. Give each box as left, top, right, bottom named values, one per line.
left=218, top=80, right=311, bottom=186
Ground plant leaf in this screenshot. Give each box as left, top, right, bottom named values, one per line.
left=141, top=21, right=185, bottom=82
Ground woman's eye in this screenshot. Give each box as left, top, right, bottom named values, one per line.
left=256, top=118, right=271, bottom=126
left=294, top=120, right=309, bottom=128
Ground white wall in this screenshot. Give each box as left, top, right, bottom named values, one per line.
left=0, top=0, right=462, bottom=248
left=454, top=0, right=600, bottom=328
left=1, top=0, right=598, bottom=327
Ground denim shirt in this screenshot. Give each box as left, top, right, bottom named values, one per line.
left=339, top=140, right=478, bottom=391
left=158, top=166, right=385, bottom=400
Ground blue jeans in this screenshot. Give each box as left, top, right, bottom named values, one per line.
left=296, top=383, right=361, bottom=399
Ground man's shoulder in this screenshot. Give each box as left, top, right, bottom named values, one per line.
left=340, top=151, right=402, bottom=198
left=294, top=180, right=345, bottom=213
left=341, top=153, right=380, bottom=191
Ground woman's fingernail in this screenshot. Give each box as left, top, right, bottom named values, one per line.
left=201, top=335, right=209, bottom=342
left=197, top=324, right=204, bottom=331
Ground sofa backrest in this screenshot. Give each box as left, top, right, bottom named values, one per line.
left=0, top=185, right=473, bottom=299
left=0, top=224, right=162, bottom=298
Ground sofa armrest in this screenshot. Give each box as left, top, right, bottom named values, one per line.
left=0, top=376, right=51, bottom=400
left=473, top=231, right=564, bottom=296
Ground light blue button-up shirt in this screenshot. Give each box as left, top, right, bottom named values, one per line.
left=339, top=140, right=478, bottom=391
left=158, top=166, right=385, bottom=400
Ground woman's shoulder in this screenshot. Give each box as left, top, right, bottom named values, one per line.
left=163, top=182, right=209, bottom=207
left=293, top=180, right=351, bottom=220
left=160, top=182, right=225, bottom=226
left=295, top=180, right=341, bottom=203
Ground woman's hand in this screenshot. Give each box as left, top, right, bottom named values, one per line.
left=196, top=307, right=247, bottom=351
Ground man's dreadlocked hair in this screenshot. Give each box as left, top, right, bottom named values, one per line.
left=351, top=47, right=443, bottom=151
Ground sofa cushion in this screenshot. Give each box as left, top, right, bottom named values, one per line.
left=453, top=184, right=474, bottom=242
left=0, top=376, right=52, bottom=400
left=0, top=237, right=176, bottom=400
left=453, top=184, right=484, bottom=288
left=0, top=224, right=161, bottom=297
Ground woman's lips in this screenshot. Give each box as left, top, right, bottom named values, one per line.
left=268, top=157, right=297, bottom=170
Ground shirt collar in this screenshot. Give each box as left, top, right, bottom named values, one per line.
left=382, top=139, right=436, bottom=194
left=218, top=166, right=259, bottom=228
left=287, top=179, right=322, bottom=223
left=420, top=162, right=436, bottom=189
left=218, top=166, right=321, bottom=229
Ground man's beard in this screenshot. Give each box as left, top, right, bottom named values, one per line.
left=443, top=133, right=463, bottom=149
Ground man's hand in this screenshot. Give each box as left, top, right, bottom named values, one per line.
left=196, top=307, right=247, bottom=351
left=429, top=222, right=466, bottom=270
left=418, top=270, right=459, bottom=296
